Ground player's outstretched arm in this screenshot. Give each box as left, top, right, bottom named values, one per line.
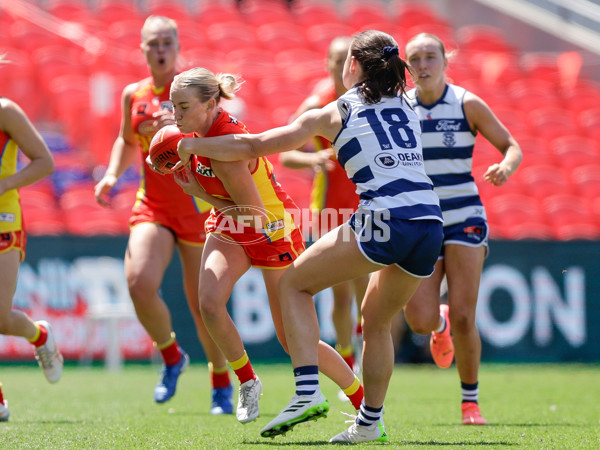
left=173, top=105, right=339, bottom=169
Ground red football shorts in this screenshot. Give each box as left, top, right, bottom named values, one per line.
left=205, top=213, right=305, bottom=269
left=130, top=202, right=209, bottom=245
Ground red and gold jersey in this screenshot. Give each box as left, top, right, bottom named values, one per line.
left=129, top=76, right=210, bottom=216
left=309, top=83, right=359, bottom=215
left=191, top=110, right=300, bottom=243
left=0, top=128, right=22, bottom=233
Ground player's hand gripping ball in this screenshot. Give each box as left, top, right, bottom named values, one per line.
left=149, top=125, right=188, bottom=174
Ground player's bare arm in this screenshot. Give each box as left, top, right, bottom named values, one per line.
left=464, top=92, right=522, bottom=185
left=0, top=98, right=53, bottom=196
left=174, top=103, right=341, bottom=168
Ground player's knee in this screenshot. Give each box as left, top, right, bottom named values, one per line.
left=127, top=274, right=158, bottom=303
left=448, top=308, right=475, bottom=334
left=198, top=294, right=224, bottom=322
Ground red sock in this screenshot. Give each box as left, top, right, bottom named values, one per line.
left=159, top=341, right=181, bottom=366
left=343, top=354, right=356, bottom=371
left=233, top=361, right=256, bottom=385
left=0, top=384, right=5, bottom=404
left=30, top=324, right=48, bottom=347
left=211, top=367, right=231, bottom=389
left=348, top=383, right=364, bottom=410
left=355, top=322, right=362, bottom=335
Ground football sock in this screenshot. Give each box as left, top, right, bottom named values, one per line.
left=343, top=374, right=364, bottom=410
left=355, top=322, right=362, bottom=335
left=229, top=351, right=256, bottom=385
left=294, top=365, right=319, bottom=396
left=28, top=322, right=48, bottom=347
left=156, top=332, right=181, bottom=366
left=336, top=344, right=356, bottom=370
left=209, top=363, right=231, bottom=389
left=0, top=382, right=4, bottom=404
left=356, top=401, right=383, bottom=427
left=461, top=381, right=479, bottom=403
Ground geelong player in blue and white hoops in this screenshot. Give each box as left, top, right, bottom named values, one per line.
left=172, top=30, right=444, bottom=443
left=403, top=33, right=522, bottom=426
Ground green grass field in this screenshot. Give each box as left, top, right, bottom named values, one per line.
left=0, top=362, right=598, bottom=448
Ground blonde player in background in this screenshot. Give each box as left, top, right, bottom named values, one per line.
left=0, top=58, right=64, bottom=420
left=93, top=16, right=233, bottom=413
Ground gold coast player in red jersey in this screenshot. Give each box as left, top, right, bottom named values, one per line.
left=0, top=85, right=64, bottom=420
left=167, top=67, right=365, bottom=424
left=279, top=37, right=369, bottom=374
left=93, top=16, right=232, bottom=412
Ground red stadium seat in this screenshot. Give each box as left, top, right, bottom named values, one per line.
left=106, top=19, right=146, bottom=48
left=486, top=193, right=543, bottom=228
left=239, top=0, right=295, bottom=25
left=549, top=135, right=600, bottom=171
left=273, top=48, right=325, bottom=84
left=196, top=2, right=243, bottom=24
left=46, top=74, right=91, bottom=146
left=563, top=80, right=600, bottom=113
left=292, top=1, right=340, bottom=28
left=206, top=21, right=260, bottom=52
left=0, top=49, right=42, bottom=120
left=569, top=164, right=600, bottom=201
left=345, top=0, right=391, bottom=31
left=8, top=20, right=63, bottom=53
left=392, top=1, right=449, bottom=28
left=456, top=24, right=516, bottom=54
left=510, top=133, right=551, bottom=166
left=304, top=22, right=355, bottom=53
left=508, top=80, right=561, bottom=110
left=525, top=106, right=580, bottom=141
left=541, top=193, right=593, bottom=228
left=504, top=220, right=554, bottom=240
left=553, top=222, right=600, bottom=240
left=402, top=23, right=457, bottom=50
left=519, top=164, right=572, bottom=200
left=256, top=22, right=308, bottom=53
left=23, top=208, right=67, bottom=236
left=58, top=182, right=97, bottom=210
left=95, top=0, right=142, bottom=22
left=181, top=47, right=227, bottom=74
left=145, top=0, right=191, bottom=21
left=577, top=106, right=600, bottom=140
left=521, top=51, right=583, bottom=89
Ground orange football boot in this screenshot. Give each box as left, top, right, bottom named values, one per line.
left=461, top=402, right=487, bottom=425
left=430, top=304, right=454, bottom=368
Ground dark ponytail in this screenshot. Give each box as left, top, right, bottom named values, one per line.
left=351, top=30, right=411, bottom=104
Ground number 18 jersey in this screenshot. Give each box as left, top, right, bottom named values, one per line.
left=332, top=88, right=442, bottom=222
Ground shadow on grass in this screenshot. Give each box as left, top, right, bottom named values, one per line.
left=431, top=422, right=589, bottom=427
left=242, top=440, right=331, bottom=446
left=400, top=441, right=517, bottom=446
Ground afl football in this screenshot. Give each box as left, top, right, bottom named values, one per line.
left=149, top=125, right=185, bottom=173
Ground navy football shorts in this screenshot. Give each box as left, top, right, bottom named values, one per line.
left=348, top=210, right=443, bottom=277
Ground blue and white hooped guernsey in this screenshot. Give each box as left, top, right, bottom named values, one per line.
left=404, top=84, right=486, bottom=227
left=332, top=87, right=442, bottom=222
